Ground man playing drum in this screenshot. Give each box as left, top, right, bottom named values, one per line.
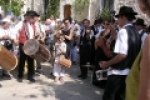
left=0, top=18, right=17, bottom=78
left=16, top=10, right=40, bottom=82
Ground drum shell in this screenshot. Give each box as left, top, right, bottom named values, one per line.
left=0, top=44, right=17, bottom=71
left=23, top=39, right=51, bottom=62
left=59, top=56, right=71, bottom=68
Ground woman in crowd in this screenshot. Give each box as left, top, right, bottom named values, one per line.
left=61, top=18, right=74, bottom=59
left=92, top=20, right=116, bottom=88
left=137, top=0, right=150, bottom=100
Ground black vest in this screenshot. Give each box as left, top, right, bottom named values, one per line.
left=111, top=25, right=141, bottom=70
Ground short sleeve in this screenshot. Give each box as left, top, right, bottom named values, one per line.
left=14, top=21, right=23, bottom=31
left=62, top=43, right=66, bottom=52
left=0, top=29, right=4, bottom=38
left=40, top=25, right=46, bottom=33
left=10, top=28, right=18, bottom=40
left=114, top=29, right=128, bottom=55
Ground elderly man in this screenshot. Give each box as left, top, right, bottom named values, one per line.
left=16, top=10, right=40, bottom=82
left=0, top=18, right=17, bottom=78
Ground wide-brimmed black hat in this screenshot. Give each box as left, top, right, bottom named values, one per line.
left=134, top=18, right=146, bottom=26
left=24, top=10, right=40, bottom=17
left=115, top=6, right=137, bottom=17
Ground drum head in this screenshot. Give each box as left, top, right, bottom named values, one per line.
left=23, top=39, right=39, bottom=55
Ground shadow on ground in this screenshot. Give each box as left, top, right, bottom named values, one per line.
left=2, top=62, right=103, bottom=100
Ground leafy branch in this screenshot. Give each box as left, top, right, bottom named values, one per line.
left=0, top=0, right=22, bottom=15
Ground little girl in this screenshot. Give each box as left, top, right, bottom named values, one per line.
left=53, top=34, right=66, bottom=83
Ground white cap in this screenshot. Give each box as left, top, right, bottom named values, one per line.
left=2, top=18, right=11, bottom=23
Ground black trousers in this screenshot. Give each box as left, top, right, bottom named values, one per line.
left=18, top=44, right=34, bottom=78
left=79, top=45, right=91, bottom=77
left=103, top=75, right=126, bottom=100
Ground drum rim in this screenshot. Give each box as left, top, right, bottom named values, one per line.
left=23, top=39, right=39, bottom=55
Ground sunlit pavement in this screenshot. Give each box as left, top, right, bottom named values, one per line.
left=0, top=62, right=103, bottom=100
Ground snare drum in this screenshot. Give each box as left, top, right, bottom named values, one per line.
left=95, top=70, right=108, bottom=81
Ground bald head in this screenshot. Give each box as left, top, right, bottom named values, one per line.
left=45, top=18, right=51, bottom=25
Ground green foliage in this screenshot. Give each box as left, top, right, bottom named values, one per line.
left=47, top=0, right=60, bottom=18
left=0, top=0, right=22, bottom=15
left=73, top=0, right=89, bottom=14
left=99, top=8, right=111, bottom=21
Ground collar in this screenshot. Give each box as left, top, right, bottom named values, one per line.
left=123, top=23, right=133, bottom=28
left=138, top=29, right=143, bottom=34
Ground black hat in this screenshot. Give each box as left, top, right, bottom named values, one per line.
left=134, top=18, right=146, bottom=26
left=24, top=10, right=40, bottom=17
left=115, top=6, right=137, bottom=17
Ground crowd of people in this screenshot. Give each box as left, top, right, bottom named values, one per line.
left=0, top=0, right=149, bottom=100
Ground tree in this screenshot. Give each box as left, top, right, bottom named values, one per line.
left=47, top=0, right=60, bottom=18
left=0, top=0, right=22, bottom=15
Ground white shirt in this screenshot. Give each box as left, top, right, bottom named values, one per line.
left=50, top=20, right=55, bottom=31
left=35, top=22, right=45, bottom=39
left=108, top=23, right=132, bottom=76
left=16, top=21, right=35, bottom=39
left=138, top=29, right=148, bottom=48
left=44, top=24, right=55, bottom=41
left=55, top=42, right=66, bottom=59
left=0, top=28, right=17, bottom=45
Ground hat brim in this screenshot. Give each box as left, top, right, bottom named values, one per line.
left=24, top=13, right=40, bottom=17
left=134, top=23, right=146, bottom=26
left=115, top=12, right=138, bottom=18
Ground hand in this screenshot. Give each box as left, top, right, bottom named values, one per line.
left=110, top=23, right=116, bottom=31
left=99, top=61, right=109, bottom=69
left=3, top=35, right=10, bottom=40
left=35, top=32, right=40, bottom=37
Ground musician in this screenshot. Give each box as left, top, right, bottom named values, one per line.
left=99, top=6, right=141, bottom=100
left=34, top=16, right=46, bottom=73
left=92, top=20, right=116, bottom=87
left=53, top=34, right=66, bottom=83
left=61, top=18, right=74, bottom=59
left=16, top=10, right=40, bottom=82
left=134, top=18, right=148, bottom=48
left=0, top=18, right=17, bottom=78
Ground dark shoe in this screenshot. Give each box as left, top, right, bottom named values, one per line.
left=0, top=84, right=2, bottom=87
left=27, top=77, right=35, bottom=82
left=35, top=69, right=41, bottom=74
left=78, top=74, right=83, bottom=78
left=17, top=78, right=23, bottom=82
left=3, top=73, right=11, bottom=78
left=80, top=76, right=87, bottom=80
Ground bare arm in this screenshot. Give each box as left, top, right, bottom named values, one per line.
left=64, top=29, right=74, bottom=40
left=138, top=35, right=150, bottom=100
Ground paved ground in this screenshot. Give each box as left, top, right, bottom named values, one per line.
left=0, top=63, right=103, bottom=100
